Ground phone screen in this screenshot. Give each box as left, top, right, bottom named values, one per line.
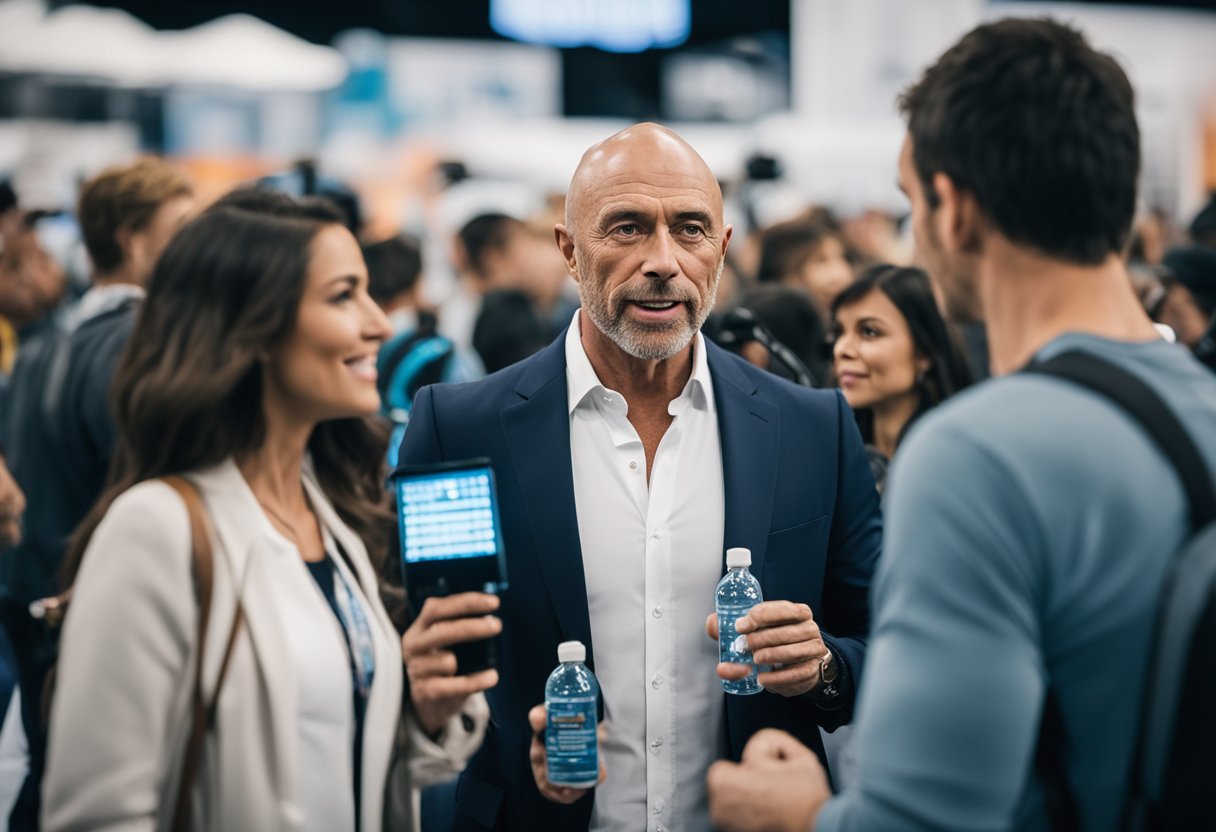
left=398, top=465, right=502, bottom=565
left=394, top=460, right=507, bottom=674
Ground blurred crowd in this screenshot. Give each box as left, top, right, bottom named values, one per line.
left=0, top=14, right=1214, bottom=832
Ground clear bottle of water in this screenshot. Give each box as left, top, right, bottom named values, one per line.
left=545, top=640, right=600, bottom=788
left=717, top=547, right=764, bottom=695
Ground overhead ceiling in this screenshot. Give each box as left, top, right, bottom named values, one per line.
left=53, top=0, right=790, bottom=46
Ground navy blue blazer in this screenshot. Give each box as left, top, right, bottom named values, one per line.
left=398, top=332, right=882, bottom=831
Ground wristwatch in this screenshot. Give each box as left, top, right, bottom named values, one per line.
left=816, top=649, right=840, bottom=700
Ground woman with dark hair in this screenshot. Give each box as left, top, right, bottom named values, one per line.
left=43, top=189, right=495, bottom=832
left=832, top=264, right=973, bottom=489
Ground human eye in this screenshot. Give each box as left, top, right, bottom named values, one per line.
left=679, top=224, right=705, bottom=238
left=613, top=223, right=640, bottom=237
left=329, top=284, right=356, bottom=305
left=861, top=325, right=882, bottom=339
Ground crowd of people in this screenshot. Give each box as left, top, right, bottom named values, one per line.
left=0, top=14, right=1213, bottom=832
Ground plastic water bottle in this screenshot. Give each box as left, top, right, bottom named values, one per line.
left=545, top=640, right=600, bottom=788
left=717, top=547, right=764, bottom=695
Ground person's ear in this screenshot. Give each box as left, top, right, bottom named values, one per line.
left=115, top=224, right=138, bottom=268
left=930, top=173, right=983, bottom=256
left=554, top=224, right=579, bottom=284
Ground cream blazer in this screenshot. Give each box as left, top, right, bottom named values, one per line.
left=43, top=459, right=486, bottom=832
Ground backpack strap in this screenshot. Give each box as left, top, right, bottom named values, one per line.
left=1025, top=349, right=1216, bottom=831
left=161, top=475, right=245, bottom=831
left=1028, top=350, right=1216, bottom=527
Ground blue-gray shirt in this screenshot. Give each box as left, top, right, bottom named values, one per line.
left=817, top=334, right=1216, bottom=831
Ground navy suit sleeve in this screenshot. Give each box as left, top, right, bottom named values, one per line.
left=815, top=390, right=882, bottom=729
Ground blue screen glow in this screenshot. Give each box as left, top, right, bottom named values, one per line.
left=491, top=0, right=690, bottom=53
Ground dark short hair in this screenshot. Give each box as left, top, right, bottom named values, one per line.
left=832, top=264, right=974, bottom=445
left=0, top=180, right=16, bottom=214
left=362, top=234, right=423, bottom=306
left=1190, top=194, right=1216, bottom=248
left=899, top=18, right=1139, bottom=266
left=473, top=289, right=547, bottom=374
left=77, top=158, right=193, bottom=275
left=737, top=284, right=828, bottom=381
left=458, top=213, right=524, bottom=279
left=755, top=220, right=837, bottom=286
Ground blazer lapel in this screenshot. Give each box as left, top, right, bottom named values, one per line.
left=499, top=335, right=596, bottom=668
left=191, top=460, right=300, bottom=799
left=707, top=342, right=780, bottom=576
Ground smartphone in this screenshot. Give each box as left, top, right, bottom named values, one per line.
left=392, top=458, right=507, bottom=673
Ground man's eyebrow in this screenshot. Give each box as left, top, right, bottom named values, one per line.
left=598, top=209, right=650, bottom=228
left=672, top=209, right=713, bottom=227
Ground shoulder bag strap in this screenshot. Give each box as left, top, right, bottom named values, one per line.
left=160, top=476, right=246, bottom=832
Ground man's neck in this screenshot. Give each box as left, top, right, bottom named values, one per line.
left=578, top=310, right=693, bottom=409
left=977, top=240, right=1160, bottom=375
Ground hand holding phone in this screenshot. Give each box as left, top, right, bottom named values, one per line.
left=393, top=459, right=509, bottom=674
left=403, top=591, right=501, bottom=737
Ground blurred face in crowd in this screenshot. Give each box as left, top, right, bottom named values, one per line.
left=1158, top=283, right=1210, bottom=348
left=833, top=288, right=927, bottom=414
left=263, top=224, right=391, bottom=426
left=489, top=225, right=571, bottom=310
left=557, top=123, right=732, bottom=362
left=899, top=135, right=980, bottom=322
left=125, top=194, right=195, bottom=286
left=798, top=235, right=853, bottom=317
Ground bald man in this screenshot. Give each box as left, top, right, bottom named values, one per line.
left=397, top=124, right=881, bottom=831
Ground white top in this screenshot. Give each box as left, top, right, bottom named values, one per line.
left=566, top=314, right=726, bottom=832
left=270, top=523, right=372, bottom=832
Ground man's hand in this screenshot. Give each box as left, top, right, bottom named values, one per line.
left=0, top=457, right=26, bottom=547
left=402, top=592, right=501, bottom=737
left=528, top=703, right=607, bottom=804
left=706, top=601, right=829, bottom=697
left=707, top=729, right=830, bottom=832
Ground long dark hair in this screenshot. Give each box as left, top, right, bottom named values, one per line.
left=831, top=264, right=973, bottom=448
left=66, top=188, right=391, bottom=582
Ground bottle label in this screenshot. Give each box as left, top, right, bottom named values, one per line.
left=546, top=694, right=598, bottom=786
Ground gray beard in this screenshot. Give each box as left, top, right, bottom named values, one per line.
left=579, top=261, right=722, bottom=360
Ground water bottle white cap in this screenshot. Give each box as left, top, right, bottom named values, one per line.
left=557, top=640, right=586, bottom=663
left=726, top=547, right=751, bottom=568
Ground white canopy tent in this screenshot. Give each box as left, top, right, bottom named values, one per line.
left=0, top=0, right=346, bottom=91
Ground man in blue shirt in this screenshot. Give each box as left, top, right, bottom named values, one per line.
left=708, top=17, right=1216, bottom=832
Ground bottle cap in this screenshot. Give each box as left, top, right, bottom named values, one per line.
left=557, top=640, right=586, bottom=663
left=726, top=547, right=751, bottom=568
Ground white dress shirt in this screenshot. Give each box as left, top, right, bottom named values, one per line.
left=566, top=315, right=726, bottom=832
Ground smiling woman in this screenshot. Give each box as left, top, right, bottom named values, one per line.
left=831, top=265, right=973, bottom=487
left=43, top=188, right=494, bottom=832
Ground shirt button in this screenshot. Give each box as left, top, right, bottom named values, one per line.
left=652, top=532, right=662, bottom=540
left=649, top=738, right=663, bottom=753
left=602, top=395, right=612, bottom=403
left=651, top=674, right=663, bottom=689
left=652, top=606, right=663, bottom=618
left=629, top=461, right=637, bottom=470
left=654, top=798, right=666, bottom=814
left=657, top=825, right=667, bottom=832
